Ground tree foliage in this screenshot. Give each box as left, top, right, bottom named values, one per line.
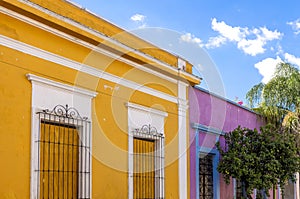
left=246, top=62, right=300, bottom=127
left=229, top=62, right=300, bottom=198
left=216, top=125, right=300, bottom=199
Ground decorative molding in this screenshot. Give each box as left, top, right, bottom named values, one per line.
left=126, top=102, right=166, bottom=199
left=28, top=74, right=94, bottom=199
left=0, top=34, right=178, bottom=103
left=177, top=80, right=189, bottom=114
left=192, top=123, right=225, bottom=136
left=27, top=74, right=98, bottom=98
left=178, top=79, right=189, bottom=87
left=178, top=99, right=189, bottom=115
left=178, top=98, right=188, bottom=106
left=21, top=0, right=199, bottom=81
left=177, top=58, right=186, bottom=70
left=125, top=102, right=168, bottom=118
left=0, top=4, right=187, bottom=84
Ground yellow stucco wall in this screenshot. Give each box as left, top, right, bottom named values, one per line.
left=0, top=0, right=197, bottom=198
left=0, top=61, right=32, bottom=199
left=0, top=39, right=181, bottom=199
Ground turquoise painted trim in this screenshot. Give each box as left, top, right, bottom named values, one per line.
left=192, top=123, right=225, bottom=136
left=196, top=130, right=220, bottom=199
left=213, top=150, right=220, bottom=199
left=199, top=146, right=215, bottom=154
left=233, top=179, right=237, bottom=199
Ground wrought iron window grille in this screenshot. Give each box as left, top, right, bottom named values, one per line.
left=132, top=124, right=165, bottom=199
left=199, top=154, right=214, bottom=199
left=41, top=104, right=88, bottom=120
left=133, top=124, right=164, bottom=139
left=36, top=104, right=91, bottom=199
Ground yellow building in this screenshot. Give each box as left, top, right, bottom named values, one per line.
left=0, top=0, right=200, bottom=198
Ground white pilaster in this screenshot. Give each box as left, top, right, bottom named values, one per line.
left=178, top=81, right=189, bottom=199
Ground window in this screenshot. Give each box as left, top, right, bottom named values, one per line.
left=132, top=125, right=164, bottom=199
left=199, top=154, right=214, bottom=199
left=133, top=138, right=155, bottom=198
left=36, top=104, right=91, bottom=199
left=126, top=102, right=167, bottom=199
left=27, top=74, right=97, bottom=199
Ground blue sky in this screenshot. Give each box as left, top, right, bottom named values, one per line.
left=71, top=0, right=300, bottom=104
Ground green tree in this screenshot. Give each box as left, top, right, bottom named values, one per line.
left=246, top=62, right=300, bottom=127
left=216, top=125, right=300, bottom=199
left=216, top=63, right=300, bottom=198
left=244, top=62, right=300, bottom=198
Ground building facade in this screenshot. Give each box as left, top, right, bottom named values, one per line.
left=0, top=0, right=200, bottom=198
left=189, top=87, right=266, bottom=199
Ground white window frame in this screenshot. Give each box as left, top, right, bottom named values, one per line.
left=126, top=102, right=167, bottom=199
left=27, top=74, right=97, bottom=199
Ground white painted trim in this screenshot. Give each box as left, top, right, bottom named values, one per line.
left=28, top=74, right=96, bottom=199
left=27, top=74, right=98, bottom=98
left=178, top=80, right=188, bottom=199
left=30, top=107, right=39, bottom=199
left=0, top=34, right=178, bottom=103
left=0, top=5, right=181, bottom=84
left=126, top=102, right=167, bottom=199
left=128, top=129, right=134, bottom=199
left=125, top=102, right=168, bottom=118
left=178, top=78, right=190, bottom=87
left=16, top=0, right=197, bottom=81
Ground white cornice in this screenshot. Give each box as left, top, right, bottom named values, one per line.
left=0, top=5, right=177, bottom=84
left=5, top=2, right=198, bottom=83
left=0, top=34, right=178, bottom=103
left=27, top=73, right=98, bottom=98
left=125, top=102, right=168, bottom=118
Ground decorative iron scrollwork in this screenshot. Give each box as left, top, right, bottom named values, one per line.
left=134, top=124, right=161, bottom=136
left=41, top=104, right=88, bottom=120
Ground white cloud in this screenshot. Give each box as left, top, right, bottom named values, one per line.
left=205, top=36, right=227, bottom=48
left=284, top=53, right=300, bottom=67
left=260, top=27, right=282, bottom=40
left=287, top=19, right=300, bottom=35
left=254, top=56, right=282, bottom=84
left=211, top=18, right=246, bottom=42
left=239, top=27, right=281, bottom=56
left=207, top=18, right=283, bottom=56
left=180, top=33, right=203, bottom=47
left=237, top=38, right=266, bottom=56
left=254, top=54, right=300, bottom=84
left=130, top=14, right=146, bottom=22
left=130, top=14, right=147, bottom=28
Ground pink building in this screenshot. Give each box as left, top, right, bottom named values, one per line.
left=189, top=86, right=267, bottom=199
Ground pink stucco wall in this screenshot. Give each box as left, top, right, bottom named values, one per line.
left=189, top=86, right=265, bottom=199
